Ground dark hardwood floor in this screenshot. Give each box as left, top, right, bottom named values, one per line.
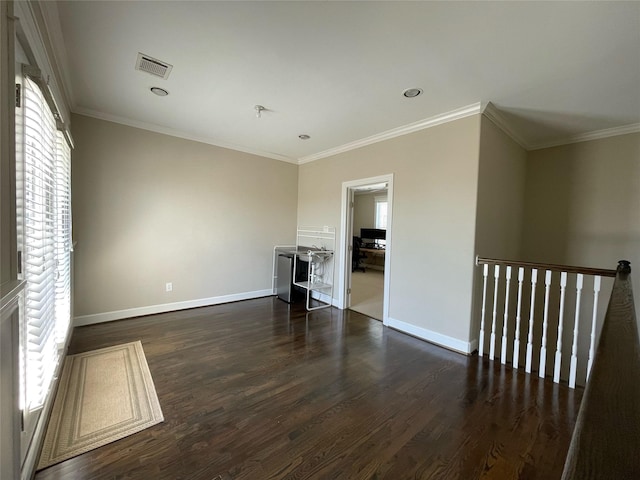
left=35, top=297, right=582, bottom=480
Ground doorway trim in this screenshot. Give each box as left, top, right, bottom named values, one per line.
left=338, top=174, right=393, bottom=325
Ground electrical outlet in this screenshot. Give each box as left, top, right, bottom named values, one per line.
left=165, top=282, right=172, bottom=292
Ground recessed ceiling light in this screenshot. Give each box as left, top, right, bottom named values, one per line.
left=150, top=87, right=169, bottom=96
left=402, top=88, right=422, bottom=98
left=298, top=134, right=310, bottom=140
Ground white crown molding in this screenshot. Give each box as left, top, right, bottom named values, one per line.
left=529, top=122, right=640, bottom=151
left=481, top=101, right=530, bottom=150
left=75, top=101, right=638, bottom=164
left=482, top=102, right=640, bottom=151
left=73, top=107, right=298, bottom=164
left=298, top=102, right=483, bottom=165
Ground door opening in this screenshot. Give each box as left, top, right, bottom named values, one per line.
left=339, top=175, right=393, bottom=324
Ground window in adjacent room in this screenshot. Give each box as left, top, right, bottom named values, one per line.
left=375, top=195, right=388, bottom=229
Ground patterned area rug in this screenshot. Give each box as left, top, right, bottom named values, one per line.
left=37, top=341, right=164, bottom=470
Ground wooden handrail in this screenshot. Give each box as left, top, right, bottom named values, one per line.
left=561, top=260, right=640, bottom=479
left=476, top=256, right=617, bottom=278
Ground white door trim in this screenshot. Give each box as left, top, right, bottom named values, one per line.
left=338, top=174, right=394, bottom=325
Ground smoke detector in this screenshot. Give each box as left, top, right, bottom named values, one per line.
left=135, top=53, right=173, bottom=80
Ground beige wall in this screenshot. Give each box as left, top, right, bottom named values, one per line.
left=519, top=132, right=640, bottom=381
left=72, top=114, right=298, bottom=320
left=353, top=192, right=376, bottom=237
left=523, top=132, right=640, bottom=316
left=471, top=116, right=528, bottom=346
left=474, top=117, right=527, bottom=260
left=298, top=115, right=482, bottom=349
left=523, top=133, right=640, bottom=268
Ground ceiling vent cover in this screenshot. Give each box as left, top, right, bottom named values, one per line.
left=135, top=53, right=173, bottom=79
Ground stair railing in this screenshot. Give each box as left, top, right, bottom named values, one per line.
left=476, top=256, right=617, bottom=388
left=561, top=260, right=639, bottom=478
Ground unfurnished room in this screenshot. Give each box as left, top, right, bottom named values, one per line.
left=1, top=1, right=639, bottom=479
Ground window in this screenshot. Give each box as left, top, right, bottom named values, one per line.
left=17, top=76, right=73, bottom=433
left=375, top=196, right=388, bottom=229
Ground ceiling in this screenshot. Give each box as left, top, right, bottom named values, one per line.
left=52, top=1, right=640, bottom=164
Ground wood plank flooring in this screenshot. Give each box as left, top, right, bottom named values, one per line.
left=35, top=297, right=582, bottom=480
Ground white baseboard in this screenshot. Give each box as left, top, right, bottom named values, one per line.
left=386, top=317, right=475, bottom=355
left=309, top=290, right=337, bottom=307
left=73, top=289, right=273, bottom=327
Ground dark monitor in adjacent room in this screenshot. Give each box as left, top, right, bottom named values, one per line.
left=360, top=228, right=386, bottom=247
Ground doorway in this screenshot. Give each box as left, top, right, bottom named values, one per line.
left=339, top=175, right=393, bottom=324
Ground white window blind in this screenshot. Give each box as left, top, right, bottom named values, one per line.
left=19, top=77, right=72, bottom=411
left=54, top=131, right=72, bottom=344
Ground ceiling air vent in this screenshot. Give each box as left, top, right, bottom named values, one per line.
left=135, top=53, right=173, bottom=79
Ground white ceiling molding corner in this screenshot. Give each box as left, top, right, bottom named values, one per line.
left=482, top=102, right=531, bottom=151
left=529, top=123, right=640, bottom=151
left=298, top=103, right=483, bottom=165
left=73, top=107, right=298, bottom=164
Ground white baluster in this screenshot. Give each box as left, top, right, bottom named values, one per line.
left=587, top=276, right=602, bottom=379
left=525, top=268, right=538, bottom=373
left=513, top=267, right=525, bottom=369
left=479, top=263, right=489, bottom=356
left=489, top=265, right=500, bottom=360
left=501, top=266, right=512, bottom=364
left=553, top=272, right=568, bottom=383
left=569, top=274, right=584, bottom=389
left=539, top=270, right=552, bottom=378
